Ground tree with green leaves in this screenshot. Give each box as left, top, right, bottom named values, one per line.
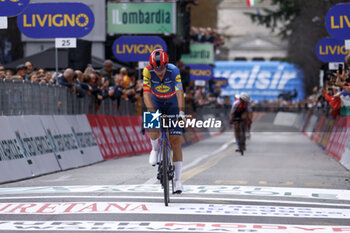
left=246, top=0, right=347, bottom=95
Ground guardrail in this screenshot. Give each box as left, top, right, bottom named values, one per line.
left=0, top=79, right=136, bottom=116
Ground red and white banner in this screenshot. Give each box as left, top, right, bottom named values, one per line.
left=86, top=115, right=112, bottom=160
left=105, top=116, right=130, bottom=157
left=325, top=116, right=350, bottom=160
left=113, top=116, right=134, bottom=155
left=96, top=115, right=121, bottom=159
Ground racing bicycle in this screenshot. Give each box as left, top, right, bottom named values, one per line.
left=156, top=116, right=175, bottom=206
left=233, top=117, right=246, bottom=156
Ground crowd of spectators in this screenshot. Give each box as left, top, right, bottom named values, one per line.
left=0, top=60, right=144, bottom=113
left=0, top=58, right=230, bottom=115
left=190, top=26, right=224, bottom=51
left=305, top=60, right=350, bottom=119
left=4, top=54, right=349, bottom=118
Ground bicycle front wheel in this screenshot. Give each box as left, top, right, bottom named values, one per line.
left=162, top=140, right=170, bottom=206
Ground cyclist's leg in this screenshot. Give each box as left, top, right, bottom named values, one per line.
left=247, top=111, right=253, bottom=138
left=233, top=112, right=242, bottom=146
left=234, top=122, right=240, bottom=144
left=148, top=99, right=162, bottom=165
left=169, top=135, right=182, bottom=176
left=166, top=97, right=183, bottom=193
left=242, top=112, right=250, bottom=138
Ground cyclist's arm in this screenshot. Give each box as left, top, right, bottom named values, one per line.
left=174, top=73, right=185, bottom=112
left=143, top=68, right=155, bottom=111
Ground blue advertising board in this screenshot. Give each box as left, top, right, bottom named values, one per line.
left=325, top=3, right=350, bottom=40
left=0, top=0, right=30, bottom=17
left=112, top=36, right=167, bottom=62
left=17, top=3, right=94, bottom=38
left=213, top=77, right=228, bottom=87
left=214, top=61, right=305, bottom=102
left=186, top=64, right=213, bottom=81
left=315, top=37, right=350, bottom=62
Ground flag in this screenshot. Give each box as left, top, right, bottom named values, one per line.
left=246, top=0, right=257, bottom=7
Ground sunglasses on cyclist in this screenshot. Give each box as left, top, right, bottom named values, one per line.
left=154, top=65, right=167, bottom=72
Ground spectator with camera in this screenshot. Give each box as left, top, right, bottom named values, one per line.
left=58, top=68, right=77, bottom=94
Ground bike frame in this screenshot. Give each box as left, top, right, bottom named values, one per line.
left=157, top=120, right=174, bottom=206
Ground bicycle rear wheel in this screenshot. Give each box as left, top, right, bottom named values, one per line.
left=162, top=140, right=170, bottom=206
left=239, top=122, right=245, bottom=156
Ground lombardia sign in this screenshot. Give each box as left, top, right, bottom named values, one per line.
left=107, top=2, right=175, bottom=34
left=17, top=3, right=94, bottom=38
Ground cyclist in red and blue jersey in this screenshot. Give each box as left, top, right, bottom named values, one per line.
left=143, top=49, right=185, bottom=193
left=230, top=93, right=253, bottom=148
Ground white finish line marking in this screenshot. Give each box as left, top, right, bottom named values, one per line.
left=0, top=185, right=349, bottom=201
left=0, top=195, right=350, bottom=208
left=0, top=201, right=349, bottom=218
left=0, top=221, right=349, bottom=232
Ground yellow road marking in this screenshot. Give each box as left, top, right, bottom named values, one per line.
left=215, top=180, right=248, bottom=185
left=182, top=151, right=229, bottom=183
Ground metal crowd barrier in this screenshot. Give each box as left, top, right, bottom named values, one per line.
left=0, top=79, right=137, bottom=116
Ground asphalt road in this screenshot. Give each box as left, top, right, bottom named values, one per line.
left=0, top=112, right=349, bottom=233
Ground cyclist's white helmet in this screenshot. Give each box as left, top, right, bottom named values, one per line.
left=240, top=92, right=250, bottom=102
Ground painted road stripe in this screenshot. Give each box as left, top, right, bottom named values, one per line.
left=0, top=221, right=349, bottom=232
left=0, top=201, right=349, bottom=218
left=0, top=195, right=349, bottom=207
left=0, top=185, right=349, bottom=201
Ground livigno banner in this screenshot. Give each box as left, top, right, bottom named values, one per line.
left=325, top=3, right=350, bottom=40
left=113, top=36, right=167, bottom=62
left=315, top=37, right=350, bottom=62
left=108, top=2, right=175, bottom=34
left=17, top=3, right=95, bottom=38
left=0, top=0, right=30, bottom=17
left=181, top=43, right=214, bottom=64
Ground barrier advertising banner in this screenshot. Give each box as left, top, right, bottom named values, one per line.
left=0, top=116, right=33, bottom=183
left=325, top=3, right=350, bottom=40
left=107, top=2, right=175, bottom=34
left=128, top=116, right=152, bottom=154
left=113, top=36, right=167, bottom=62
left=40, top=115, right=83, bottom=170
left=315, top=38, right=350, bottom=62
left=86, top=115, right=112, bottom=160
left=214, top=61, right=305, bottom=102
left=321, top=118, right=335, bottom=149
left=340, top=117, right=350, bottom=169
left=105, top=116, right=130, bottom=157
left=73, top=115, right=103, bottom=164
left=119, top=116, right=143, bottom=154
left=96, top=115, right=121, bottom=159
left=0, top=0, right=30, bottom=17
left=304, top=115, right=319, bottom=139
left=8, top=115, right=60, bottom=176
left=17, top=3, right=94, bottom=38
left=326, top=117, right=349, bottom=160
left=113, top=116, right=134, bottom=155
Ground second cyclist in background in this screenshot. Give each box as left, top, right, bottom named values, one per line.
left=230, top=92, right=253, bottom=150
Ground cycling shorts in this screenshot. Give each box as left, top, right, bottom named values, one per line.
left=152, top=95, right=182, bottom=135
